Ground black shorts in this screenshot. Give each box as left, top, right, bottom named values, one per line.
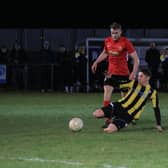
left=101, top=102, right=133, bottom=129
left=104, top=75, right=130, bottom=92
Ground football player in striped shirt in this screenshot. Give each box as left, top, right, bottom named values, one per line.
left=93, top=68, right=163, bottom=133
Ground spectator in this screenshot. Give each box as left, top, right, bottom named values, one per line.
left=145, top=42, right=161, bottom=89
left=9, top=41, right=27, bottom=90
left=74, top=45, right=87, bottom=92
left=160, top=48, right=168, bottom=90
left=40, top=40, right=54, bottom=92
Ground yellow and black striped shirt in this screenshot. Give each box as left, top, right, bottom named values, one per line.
left=118, top=80, right=161, bottom=125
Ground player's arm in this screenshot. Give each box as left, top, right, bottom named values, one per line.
left=91, top=48, right=108, bottom=73
left=129, top=51, right=139, bottom=80
left=150, top=90, right=163, bottom=132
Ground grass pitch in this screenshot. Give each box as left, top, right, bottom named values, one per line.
left=0, top=91, right=168, bottom=168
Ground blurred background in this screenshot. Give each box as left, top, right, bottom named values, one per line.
left=1, top=28, right=168, bottom=92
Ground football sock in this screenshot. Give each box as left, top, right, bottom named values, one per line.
left=104, top=100, right=110, bottom=107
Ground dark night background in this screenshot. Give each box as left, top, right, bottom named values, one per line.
left=0, top=2, right=167, bottom=29
left=0, top=2, right=168, bottom=92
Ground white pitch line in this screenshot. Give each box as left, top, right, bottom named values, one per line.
left=103, top=163, right=112, bottom=168
left=0, top=156, right=83, bottom=166
left=0, top=156, right=127, bottom=168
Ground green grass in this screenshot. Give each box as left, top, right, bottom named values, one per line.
left=0, top=92, right=168, bottom=168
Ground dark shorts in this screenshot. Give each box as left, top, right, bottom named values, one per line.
left=104, top=75, right=130, bottom=92
left=101, top=102, right=133, bottom=129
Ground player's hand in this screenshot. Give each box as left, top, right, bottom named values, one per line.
left=129, top=72, right=136, bottom=80
left=156, top=125, right=163, bottom=132
left=91, top=62, right=97, bottom=73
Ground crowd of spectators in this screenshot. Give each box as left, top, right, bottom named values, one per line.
left=1, top=40, right=168, bottom=92
left=0, top=41, right=88, bottom=92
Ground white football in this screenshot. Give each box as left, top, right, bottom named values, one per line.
left=69, top=117, right=83, bottom=132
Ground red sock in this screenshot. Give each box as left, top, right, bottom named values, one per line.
left=103, top=100, right=110, bottom=107
left=106, top=118, right=112, bottom=123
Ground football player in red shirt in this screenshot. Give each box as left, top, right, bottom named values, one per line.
left=91, top=22, right=139, bottom=128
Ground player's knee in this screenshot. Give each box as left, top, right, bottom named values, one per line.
left=93, top=109, right=104, bottom=118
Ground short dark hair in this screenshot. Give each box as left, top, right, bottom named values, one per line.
left=110, top=22, right=122, bottom=29
left=139, top=68, right=152, bottom=77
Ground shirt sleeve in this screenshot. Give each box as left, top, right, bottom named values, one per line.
left=120, top=80, right=134, bottom=90
left=150, top=90, right=161, bottom=125
left=125, top=38, right=135, bottom=54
